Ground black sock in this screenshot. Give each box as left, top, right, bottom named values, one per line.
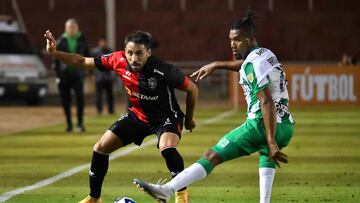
left=89, top=151, right=109, bottom=198
left=161, top=147, right=186, bottom=191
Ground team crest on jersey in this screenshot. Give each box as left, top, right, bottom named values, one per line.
left=247, top=73, right=254, bottom=83
left=148, top=77, right=157, bottom=89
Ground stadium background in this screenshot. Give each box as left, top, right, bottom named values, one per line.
left=2, top=0, right=360, bottom=61
left=0, top=1, right=359, bottom=203
left=1, top=0, right=360, bottom=105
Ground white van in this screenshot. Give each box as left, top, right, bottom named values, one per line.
left=0, top=16, right=47, bottom=105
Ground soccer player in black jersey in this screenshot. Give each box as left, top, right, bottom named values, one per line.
left=44, top=30, right=198, bottom=203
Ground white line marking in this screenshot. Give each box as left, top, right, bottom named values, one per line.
left=0, top=110, right=236, bottom=202
left=201, top=110, right=237, bottom=125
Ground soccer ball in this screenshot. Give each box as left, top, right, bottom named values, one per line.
left=113, top=197, right=137, bottom=203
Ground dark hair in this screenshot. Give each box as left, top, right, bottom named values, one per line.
left=230, top=7, right=256, bottom=37
left=124, top=31, right=152, bottom=49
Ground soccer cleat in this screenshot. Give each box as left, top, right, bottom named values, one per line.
left=78, top=195, right=103, bottom=203
left=66, top=126, right=73, bottom=133
left=175, top=190, right=189, bottom=203
left=133, top=178, right=172, bottom=203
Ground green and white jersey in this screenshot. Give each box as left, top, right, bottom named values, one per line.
left=239, top=47, right=294, bottom=123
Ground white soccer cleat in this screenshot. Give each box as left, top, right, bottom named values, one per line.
left=133, top=178, right=172, bottom=203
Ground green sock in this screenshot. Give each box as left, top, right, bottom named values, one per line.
left=196, top=158, right=215, bottom=175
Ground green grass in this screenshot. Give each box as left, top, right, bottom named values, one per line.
left=0, top=107, right=360, bottom=203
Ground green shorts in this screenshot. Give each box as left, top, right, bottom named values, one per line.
left=212, top=119, right=294, bottom=168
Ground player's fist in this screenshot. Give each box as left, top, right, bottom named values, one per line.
left=44, top=30, right=57, bottom=55
left=185, top=118, right=196, bottom=132
left=268, top=141, right=288, bottom=167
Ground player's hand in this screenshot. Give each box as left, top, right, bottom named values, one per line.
left=44, top=30, right=57, bottom=55
left=184, top=118, right=196, bottom=132
left=190, top=62, right=216, bottom=82
left=267, top=141, right=288, bottom=167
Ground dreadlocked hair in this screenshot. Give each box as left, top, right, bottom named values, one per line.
left=230, top=7, right=256, bottom=37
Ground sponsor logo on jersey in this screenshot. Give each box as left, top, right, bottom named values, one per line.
left=275, top=100, right=289, bottom=117
left=148, top=77, right=157, bottom=89
left=132, top=92, right=159, bottom=101
left=125, top=85, right=159, bottom=100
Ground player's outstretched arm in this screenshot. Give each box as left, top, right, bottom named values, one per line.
left=44, top=30, right=96, bottom=70
left=190, top=60, right=244, bottom=82
left=257, top=87, right=288, bottom=167
left=183, top=80, right=198, bottom=132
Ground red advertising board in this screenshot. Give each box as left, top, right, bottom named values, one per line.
left=229, top=64, right=360, bottom=106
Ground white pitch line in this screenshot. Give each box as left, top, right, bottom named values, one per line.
left=201, top=110, right=237, bottom=125
left=0, top=110, right=237, bottom=202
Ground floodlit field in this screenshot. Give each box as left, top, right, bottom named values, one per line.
left=0, top=107, right=359, bottom=203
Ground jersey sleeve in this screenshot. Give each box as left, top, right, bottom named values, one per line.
left=244, top=62, right=269, bottom=94
left=164, top=65, right=190, bottom=90
left=94, top=51, right=127, bottom=71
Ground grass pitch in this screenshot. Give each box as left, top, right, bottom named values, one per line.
left=0, top=106, right=359, bottom=203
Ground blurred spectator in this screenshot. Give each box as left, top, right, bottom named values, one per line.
left=339, top=53, right=357, bottom=66
left=53, top=18, right=90, bottom=132
left=91, top=38, right=115, bottom=115
left=340, top=53, right=351, bottom=65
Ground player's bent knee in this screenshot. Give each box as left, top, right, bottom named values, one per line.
left=93, top=131, right=125, bottom=154
left=93, top=141, right=109, bottom=155
left=159, top=133, right=180, bottom=150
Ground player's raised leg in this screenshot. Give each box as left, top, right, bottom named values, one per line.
left=133, top=163, right=208, bottom=202
left=134, top=120, right=255, bottom=201
left=134, top=148, right=223, bottom=201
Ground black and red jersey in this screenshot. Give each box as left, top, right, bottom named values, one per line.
left=94, top=51, right=190, bottom=123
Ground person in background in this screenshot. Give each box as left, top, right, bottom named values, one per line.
left=53, top=18, right=90, bottom=132
left=339, top=53, right=352, bottom=66
left=339, top=53, right=357, bottom=66
left=91, top=38, right=115, bottom=115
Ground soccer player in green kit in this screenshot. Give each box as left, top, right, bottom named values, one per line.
left=134, top=8, right=295, bottom=203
